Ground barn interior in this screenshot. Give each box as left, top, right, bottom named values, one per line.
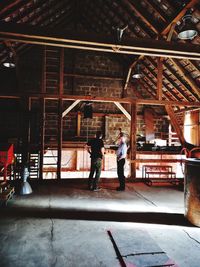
left=0, top=0, right=200, bottom=266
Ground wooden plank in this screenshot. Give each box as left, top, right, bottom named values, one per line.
left=110, top=229, right=179, bottom=267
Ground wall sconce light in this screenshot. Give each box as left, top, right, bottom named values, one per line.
left=178, top=9, right=198, bottom=40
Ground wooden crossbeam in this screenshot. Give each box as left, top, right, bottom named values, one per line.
left=0, top=93, right=200, bottom=107
left=0, top=22, right=199, bottom=60
left=62, top=100, right=81, bottom=118
left=114, top=102, right=131, bottom=121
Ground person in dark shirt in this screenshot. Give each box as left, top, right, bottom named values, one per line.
left=87, top=131, right=105, bottom=191
left=116, top=132, right=128, bottom=191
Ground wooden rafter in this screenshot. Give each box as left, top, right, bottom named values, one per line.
left=0, top=0, right=25, bottom=17
left=170, top=58, right=200, bottom=99
left=142, top=59, right=187, bottom=102
left=161, top=0, right=199, bottom=35
left=156, top=57, right=163, bottom=100
left=146, top=57, right=196, bottom=102
left=141, top=70, right=175, bottom=102
left=123, top=0, right=199, bottom=98
left=123, top=0, right=159, bottom=34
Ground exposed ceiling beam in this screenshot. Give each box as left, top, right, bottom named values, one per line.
left=123, top=0, right=159, bottom=34
left=0, top=22, right=199, bottom=60
left=64, top=73, right=123, bottom=81
left=0, top=93, right=199, bottom=107
left=123, top=0, right=199, bottom=96
left=0, top=0, right=24, bottom=17
left=135, top=98, right=200, bottom=107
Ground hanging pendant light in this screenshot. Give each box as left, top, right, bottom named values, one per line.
left=83, top=102, right=93, bottom=119
left=112, top=25, right=128, bottom=42
left=3, top=52, right=15, bottom=68
left=178, top=10, right=198, bottom=40
left=132, top=64, right=143, bottom=79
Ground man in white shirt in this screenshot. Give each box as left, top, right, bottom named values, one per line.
left=116, top=133, right=128, bottom=191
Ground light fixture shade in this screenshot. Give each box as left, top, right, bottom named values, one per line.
left=116, top=28, right=124, bottom=42
left=3, top=52, right=16, bottom=68
left=113, top=25, right=128, bottom=42
left=3, top=62, right=15, bottom=68
left=132, top=73, right=143, bottom=79
left=178, top=14, right=198, bottom=40
left=132, top=64, right=143, bottom=79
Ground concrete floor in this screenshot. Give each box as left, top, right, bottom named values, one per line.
left=0, top=180, right=200, bottom=267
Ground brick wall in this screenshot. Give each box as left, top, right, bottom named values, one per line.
left=0, top=48, right=170, bottom=147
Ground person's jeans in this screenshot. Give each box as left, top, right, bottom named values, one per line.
left=88, top=158, right=102, bottom=189
left=117, top=158, right=125, bottom=189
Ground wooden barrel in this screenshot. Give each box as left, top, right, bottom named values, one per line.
left=184, top=111, right=199, bottom=146
left=185, top=158, right=200, bottom=226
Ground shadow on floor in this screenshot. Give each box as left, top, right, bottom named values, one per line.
left=0, top=205, right=192, bottom=227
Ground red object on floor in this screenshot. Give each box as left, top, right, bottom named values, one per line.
left=0, top=144, right=14, bottom=181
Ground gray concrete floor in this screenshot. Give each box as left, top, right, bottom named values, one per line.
left=0, top=180, right=200, bottom=267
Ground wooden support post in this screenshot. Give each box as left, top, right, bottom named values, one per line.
left=57, top=48, right=64, bottom=180
left=130, top=103, right=137, bottom=179
left=77, top=111, right=81, bottom=137
left=39, top=46, right=46, bottom=180
left=39, top=98, right=45, bottom=180
left=57, top=98, right=63, bottom=180
left=157, top=57, right=163, bottom=100
left=102, top=115, right=106, bottom=140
